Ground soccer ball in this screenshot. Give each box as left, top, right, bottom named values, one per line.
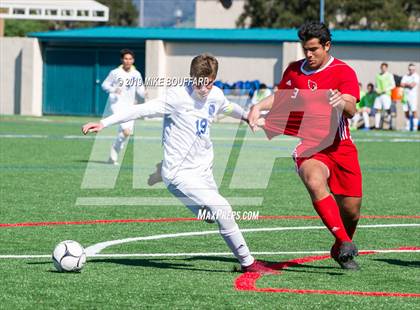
left=52, top=240, right=86, bottom=272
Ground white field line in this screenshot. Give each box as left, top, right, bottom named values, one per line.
left=0, top=134, right=48, bottom=139
left=1, top=249, right=419, bottom=260
left=75, top=197, right=264, bottom=207
left=1, top=134, right=419, bottom=143
left=0, top=224, right=418, bottom=259
left=84, top=223, right=420, bottom=256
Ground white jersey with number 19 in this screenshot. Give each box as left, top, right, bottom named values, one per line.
left=100, top=85, right=246, bottom=182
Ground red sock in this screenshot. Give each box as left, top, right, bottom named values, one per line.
left=313, top=195, right=351, bottom=244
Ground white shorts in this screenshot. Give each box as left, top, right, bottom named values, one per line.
left=110, top=103, right=134, bottom=132
left=403, top=96, right=418, bottom=112
left=374, top=94, right=392, bottom=110
left=165, top=171, right=224, bottom=208
left=165, top=171, right=242, bottom=236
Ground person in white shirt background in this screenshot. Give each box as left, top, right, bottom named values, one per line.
left=251, top=83, right=272, bottom=106
left=101, top=49, right=146, bottom=165
left=82, top=54, right=274, bottom=273
left=401, top=63, right=419, bottom=131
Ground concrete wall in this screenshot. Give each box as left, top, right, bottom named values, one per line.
left=195, top=0, right=246, bottom=28
left=145, top=40, right=167, bottom=99
left=334, top=44, right=420, bottom=126
left=165, top=42, right=283, bottom=86
left=333, top=45, right=420, bottom=89
left=0, top=37, right=43, bottom=116
left=2, top=36, right=418, bottom=126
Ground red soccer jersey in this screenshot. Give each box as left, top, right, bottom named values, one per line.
left=278, top=57, right=360, bottom=142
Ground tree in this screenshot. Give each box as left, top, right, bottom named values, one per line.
left=5, top=20, right=50, bottom=37
left=237, top=0, right=420, bottom=30
left=237, top=0, right=323, bottom=28
left=97, top=0, right=138, bottom=26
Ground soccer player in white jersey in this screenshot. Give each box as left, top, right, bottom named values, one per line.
left=83, top=54, right=274, bottom=273
left=101, top=49, right=145, bottom=165
left=374, top=63, right=395, bottom=129
left=401, top=63, right=419, bottom=131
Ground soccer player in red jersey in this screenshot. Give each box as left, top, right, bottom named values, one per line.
left=249, top=22, right=362, bottom=270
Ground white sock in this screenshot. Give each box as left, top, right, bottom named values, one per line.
left=209, top=200, right=254, bottom=266
left=220, top=224, right=254, bottom=267
left=170, top=184, right=255, bottom=267
left=363, top=112, right=370, bottom=128
left=375, top=112, right=382, bottom=129
left=352, top=113, right=360, bottom=128
left=406, top=119, right=411, bottom=130
left=110, top=131, right=127, bottom=161
left=413, top=118, right=418, bottom=130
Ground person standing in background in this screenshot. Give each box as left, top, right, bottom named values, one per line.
left=102, top=49, right=146, bottom=165
left=401, top=64, right=419, bottom=131
left=374, top=63, right=395, bottom=130
left=351, top=83, right=365, bottom=130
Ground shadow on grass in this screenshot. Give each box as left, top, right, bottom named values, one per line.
left=88, top=257, right=233, bottom=273
left=373, top=258, right=420, bottom=268
left=28, top=256, right=239, bottom=273
left=27, top=256, right=352, bottom=275
left=280, top=263, right=345, bottom=276
left=73, top=159, right=110, bottom=164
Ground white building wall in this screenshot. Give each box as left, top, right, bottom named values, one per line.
left=0, top=37, right=42, bottom=116
left=333, top=45, right=420, bottom=88
left=333, top=44, right=420, bottom=120
left=145, top=40, right=167, bottom=99
left=165, top=42, right=283, bottom=86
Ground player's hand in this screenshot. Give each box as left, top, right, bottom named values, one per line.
left=82, top=122, right=104, bottom=135
left=251, top=117, right=266, bottom=131
left=248, top=105, right=262, bottom=132
left=329, top=89, right=346, bottom=109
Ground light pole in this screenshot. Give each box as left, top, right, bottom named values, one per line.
left=139, top=0, right=144, bottom=27
left=320, top=0, right=325, bottom=23
left=174, top=8, right=183, bottom=27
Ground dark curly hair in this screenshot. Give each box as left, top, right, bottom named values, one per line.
left=298, top=21, right=331, bottom=46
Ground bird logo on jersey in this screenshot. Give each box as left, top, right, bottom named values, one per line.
left=308, top=80, right=318, bottom=91
left=208, top=104, right=216, bottom=116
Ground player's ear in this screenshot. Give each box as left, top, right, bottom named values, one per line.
left=324, top=41, right=331, bottom=52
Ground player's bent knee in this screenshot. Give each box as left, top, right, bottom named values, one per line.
left=122, top=129, right=132, bottom=137
left=302, top=176, right=326, bottom=194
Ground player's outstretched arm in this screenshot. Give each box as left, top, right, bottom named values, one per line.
left=248, top=94, right=274, bottom=132
left=82, top=98, right=167, bottom=135
left=220, top=102, right=249, bottom=122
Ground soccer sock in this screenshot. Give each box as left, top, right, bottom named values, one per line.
left=211, top=200, right=254, bottom=267
left=363, top=111, right=370, bottom=128
left=220, top=224, right=254, bottom=267
left=375, top=112, right=381, bottom=129
left=413, top=118, right=418, bottom=131
left=352, top=113, right=360, bottom=128
left=406, top=119, right=411, bottom=130
left=111, top=131, right=128, bottom=155
left=313, top=195, right=351, bottom=244
left=386, top=111, right=392, bottom=129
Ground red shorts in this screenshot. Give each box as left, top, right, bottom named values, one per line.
left=294, top=139, right=363, bottom=197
